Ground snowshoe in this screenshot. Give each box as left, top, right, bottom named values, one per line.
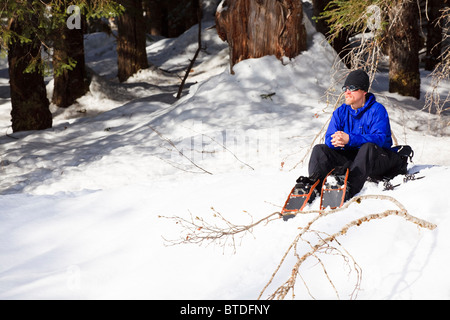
left=281, top=177, right=320, bottom=221
left=367, top=170, right=424, bottom=191
left=320, top=168, right=349, bottom=210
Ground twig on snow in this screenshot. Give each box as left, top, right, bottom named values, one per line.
left=149, top=125, right=213, bottom=175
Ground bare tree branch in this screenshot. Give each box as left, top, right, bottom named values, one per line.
left=160, top=193, right=436, bottom=300
left=177, top=0, right=202, bottom=99
left=148, top=125, right=213, bottom=175
left=259, top=195, right=436, bottom=300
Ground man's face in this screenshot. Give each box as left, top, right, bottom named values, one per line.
left=344, top=89, right=366, bottom=109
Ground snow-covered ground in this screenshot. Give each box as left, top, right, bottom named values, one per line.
left=0, top=4, right=449, bottom=300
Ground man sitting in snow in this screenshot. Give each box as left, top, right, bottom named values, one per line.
left=298, top=69, right=408, bottom=202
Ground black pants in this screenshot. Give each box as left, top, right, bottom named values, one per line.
left=308, top=143, right=404, bottom=198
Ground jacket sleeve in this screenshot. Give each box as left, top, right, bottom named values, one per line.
left=324, top=108, right=342, bottom=149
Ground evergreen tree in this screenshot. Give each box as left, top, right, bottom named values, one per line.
left=319, top=0, right=422, bottom=98
left=8, top=11, right=52, bottom=132
left=143, top=0, right=200, bottom=38
left=51, top=4, right=90, bottom=108
left=388, top=0, right=420, bottom=99
left=117, top=0, right=149, bottom=82
left=312, top=0, right=350, bottom=66
left=424, top=0, right=447, bottom=71
left=0, top=0, right=122, bottom=132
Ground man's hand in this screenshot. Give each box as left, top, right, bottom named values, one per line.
left=331, top=131, right=349, bottom=148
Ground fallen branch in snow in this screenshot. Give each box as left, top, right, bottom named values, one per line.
left=160, top=208, right=280, bottom=253
left=259, top=195, right=437, bottom=300
left=265, top=227, right=363, bottom=300
left=284, top=194, right=437, bottom=231
left=160, top=194, right=436, bottom=299
left=148, top=125, right=213, bottom=175
left=179, top=122, right=255, bottom=171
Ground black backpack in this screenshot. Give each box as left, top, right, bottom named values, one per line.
left=367, top=145, right=414, bottom=183
left=390, top=145, right=414, bottom=177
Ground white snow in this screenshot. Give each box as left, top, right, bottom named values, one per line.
left=0, top=4, right=449, bottom=300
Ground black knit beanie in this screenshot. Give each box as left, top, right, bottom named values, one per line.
left=344, top=69, right=370, bottom=92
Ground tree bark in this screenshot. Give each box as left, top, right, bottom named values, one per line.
left=8, top=18, right=52, bottom=132
left=117, top=0, right=149, bottom=82
left=143, top=0, right=200, bottom=37
left=52, top=16, right=89, bottom=108
left=424, top=0, right=444, bottom=71
left=388, top=0, right=420, bottom=99
left=143, top=0, right=168, bottom=36
left=216, top=0, right=307, bottom=71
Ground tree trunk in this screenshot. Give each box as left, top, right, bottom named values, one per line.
left=143, top=0, right=168, bottom=36
left=424, top=0, right=444, bottom=71
left=117, top=0, right=149, bottom=82
left=52, top=16, right=89, bottom=108
left=143, top=0, right=200, bottom=37
left=388, top=0, right=420, bottom=99
left=216, top=0, right=307, bottom=71
left=8, top=18, right=52, bottom=132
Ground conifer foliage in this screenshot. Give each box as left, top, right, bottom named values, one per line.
left=0, top=0, right=122, bottom=132
left=316, top=0, right=449, bottom=100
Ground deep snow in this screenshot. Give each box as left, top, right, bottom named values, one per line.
left=0, top=3, right=449, bottom=300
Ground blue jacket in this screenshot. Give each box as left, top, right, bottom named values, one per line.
left=325, top=93, right=393, bottom=150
